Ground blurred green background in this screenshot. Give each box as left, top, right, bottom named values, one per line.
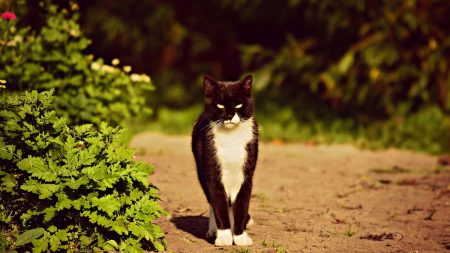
left=5, top=0, right=450, bottom=153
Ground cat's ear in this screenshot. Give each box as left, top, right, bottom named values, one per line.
left=241, top=74, right=253, bottom=95
left=203, top=75, right=217, bottom=97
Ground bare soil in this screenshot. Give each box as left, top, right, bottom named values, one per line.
left=130, top=132, right=450, bottom=253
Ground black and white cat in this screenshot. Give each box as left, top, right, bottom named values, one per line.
left=192, top=75, right=258, bottom=246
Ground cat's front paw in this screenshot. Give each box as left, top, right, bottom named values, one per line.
left=215, top=229, right=233, bottom=246
left=233, top=231, right=253, bottom=246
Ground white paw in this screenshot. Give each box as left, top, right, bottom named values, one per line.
left=233, top=231, right=253, bottom=246
left=215, top=229, right=233, bottom=246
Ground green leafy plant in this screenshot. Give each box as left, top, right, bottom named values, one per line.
left=344, top=225, right=356, bottom=237
left=232, top=247, right=251, bottom=253
left=239, top=1, right=450, bottom=153
left=0, top=1, right=153, bottom=127
left=74, top=1, right=450, bottom=153
left=242, top=1, right=450, bottom=116
left=260, top=240, right=287, bottom=253
left=0, top=90, right=166, bottom=252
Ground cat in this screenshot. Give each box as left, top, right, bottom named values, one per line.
left=191, top=74, right=258, bottom=246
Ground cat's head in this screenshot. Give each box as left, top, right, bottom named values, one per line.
left=203, top=75, right=254, bottom=129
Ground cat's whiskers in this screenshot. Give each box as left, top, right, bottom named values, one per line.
left=197, top=120, right=222, bottom=135
left=197, top=124, right=211, bottom=135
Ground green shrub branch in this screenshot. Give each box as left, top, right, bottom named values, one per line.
left=0, top=90, right=166, bottom=252
left=0, top=1, right=153, bottom=128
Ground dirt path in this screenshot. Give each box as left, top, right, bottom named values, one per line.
left=130, top=132, right=450, bottom=253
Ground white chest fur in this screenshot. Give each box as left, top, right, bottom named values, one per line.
left=211, top=117, right=254, bottom=204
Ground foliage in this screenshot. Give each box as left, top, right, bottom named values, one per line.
left=260, top=104, right=450, bottom=153
left=75, top=0, right=450, bottom=153
left=0, top=90, right=166, bottom=252
left=260, top=240, right=287, bottom=253
left=0, top=1, right=153, bottom=128
left=344, top=225, right=356, bottom=237
left=143, top=103, right=450, bottom=153
left=243, top=0, right=450, bottom=117
left=144, top=105, right=202, bottom=134
left=77, top=0, right=450, bottom=114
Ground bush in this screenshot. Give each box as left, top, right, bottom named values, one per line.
left=77, top=0, right=450, bottom=117
left=0, top=90, right=166, bottom=252
left=73, top=0, right=450, bottom=153
left=0, top=1, right=153, bottom=127
left=257, top=105, right=450, bottom=154
left=243, top=1, right=450, bottom=118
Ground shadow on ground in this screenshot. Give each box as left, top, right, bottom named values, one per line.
left=171, top=215, right=213, bottom=243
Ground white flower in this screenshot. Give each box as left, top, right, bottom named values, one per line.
left=130, top=73, right=151, bottom=83
left=6, top=41, right=16, bottom=47
left=71, top=2, right=79, bottom=10
left=101, top=65, right=119, bottom=73
left=91, top=62, right=101, bottom=71
left=6, top=35, right=23, bottom=47
left=92, top=61, right=120, bottom=73
left=69, top=29, right=80, bottom=37
left=123, top=65, right=132, bottom=73
left=14, top=35, right=22, bottom=43
left=141, top=74, right=151, bottom=83
left=112, top=58, right=120, bottom=66
left=130, top=74, right=141, bottom=82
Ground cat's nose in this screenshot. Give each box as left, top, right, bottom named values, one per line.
left=226, top=113, right=234, bottom=120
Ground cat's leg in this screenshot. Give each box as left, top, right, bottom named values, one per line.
left=206, top=205, right=217, bottom=239
left=232, top=181, right=253, bottom=246
left=209, top=184, right=233, bottom=246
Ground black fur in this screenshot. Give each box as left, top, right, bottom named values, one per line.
left=192, top=75, right=258, bottom=237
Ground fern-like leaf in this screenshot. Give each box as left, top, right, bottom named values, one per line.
left=91, top=195, right=121, bottom=216
left=21, top=179, right=60, bottom=199
left=17, top=157, right=58, bottom=182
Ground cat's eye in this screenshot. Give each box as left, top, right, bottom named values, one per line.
left=235, top=104, right=243, bottom=109
left=217, top=104, right=225, bottom=109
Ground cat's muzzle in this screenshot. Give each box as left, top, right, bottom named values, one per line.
left=223, top=115, right=240, bottom=129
